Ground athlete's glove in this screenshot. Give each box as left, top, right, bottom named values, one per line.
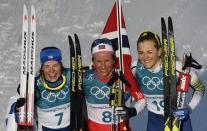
left=173, top=107, right=192, bottom=121
left=16, top=98, right=26, bottom=109
left=115, top=106, right=137, bottom=119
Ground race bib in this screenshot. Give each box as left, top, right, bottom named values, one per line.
left=37, top=103, right=70, bottom=129
left=145, top=95, right=164, bottom=115
left=87, top=102, right=123, bottom=124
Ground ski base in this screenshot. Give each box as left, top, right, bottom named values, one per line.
left=68, top=34, right=84, bottom=131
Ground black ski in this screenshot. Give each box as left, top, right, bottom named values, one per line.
left=162, top=17, right=171, bottom=131
left=68, top=34, right=84, bottom=131
left=162, top=17, right=177, bottom=131
left=168, top=17, right=178, bottom=131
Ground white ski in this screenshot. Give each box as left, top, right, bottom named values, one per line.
left=27, top=5, right=36, bottom=127
left=19, top=4, right=29, bottom=127
left=18, top=4, right=36, bottom=130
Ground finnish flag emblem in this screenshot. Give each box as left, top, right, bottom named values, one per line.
left=48, top=55, right=54, bottom=59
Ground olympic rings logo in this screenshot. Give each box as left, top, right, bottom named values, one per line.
left=90, top=86, right=110, bottom=100
left=41, top=85, right=69, bottom=102
left=142, top=76, right=163, bottom=90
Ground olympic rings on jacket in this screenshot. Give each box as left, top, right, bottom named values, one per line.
left=142, top=76, right=163, bottom=90
left=90, top=86, right=110, bottom=100
left=41, top=86, right=69, bottom=102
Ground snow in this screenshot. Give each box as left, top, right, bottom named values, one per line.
left=1, top=0, right=207, bottom=130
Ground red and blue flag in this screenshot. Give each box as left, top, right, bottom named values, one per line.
left=101, top=2, right=144, bottom=100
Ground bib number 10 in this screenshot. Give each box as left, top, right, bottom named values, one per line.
left=152, top=100, right=164, bottom=111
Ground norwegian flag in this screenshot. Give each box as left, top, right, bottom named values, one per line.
left=98, top=44, right=106, bottom=50
left=101, top=2, right=144, bottom=100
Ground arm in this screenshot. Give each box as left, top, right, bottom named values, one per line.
left=176, top=60, right=205, bottom=110
left=5, top=96, right=19, bottom=131
left=131, top=98, right=146, bottom=116
left=188, top=69, right=205, bottom=110
left=115, top=91, right=146, bottom=119
left=174, top=61, right=205, bottom=120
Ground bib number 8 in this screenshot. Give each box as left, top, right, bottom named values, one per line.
left=102, top=111, right=112, bottom=123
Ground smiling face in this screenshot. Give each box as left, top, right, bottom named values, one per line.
left=137, top=40, right=162, bottom=69
left=42, top=60, right=62, bottom=82
left=93, top=52, right=115, bottom=79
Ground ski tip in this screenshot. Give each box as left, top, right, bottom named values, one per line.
left=68, top=35, right=74, bottom=44
left=31, top=5, right=35, bottom=13
left=31, top=6, right=36, bottom=23
left=74, top=33, right=78, bottom=39
left=168, top=17, right=173, bottom=30
left=168, top=17, right=173, bottom=24
left=23, top=5, right=28, bottom=22
left=68, top=35, right=72, bottom=39
left=74, top=34, right=81, bottom=49
left=161, top=17, right=166, bottom=29
left=74, top=34, right=79, bottom=42
left=23, top=4, right=27, bottom=9
left=161, top=17, right=165, bottom=24
left=23, top=4, right=28, bottom=13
